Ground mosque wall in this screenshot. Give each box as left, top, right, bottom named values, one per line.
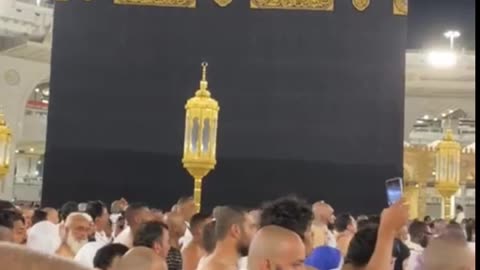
left=0, top=54, right=49, bottom=200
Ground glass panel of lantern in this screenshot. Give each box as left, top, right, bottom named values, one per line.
left=0, top=140, right=5, bottom=166
left=202, top=119, right=210, bottom=155
left=191, top=118, right=200, bottom=153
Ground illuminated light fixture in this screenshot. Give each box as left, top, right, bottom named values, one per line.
left=41, top=99, right=49, bottom=104
left=433, top=118, right=438, bottom=121
left=427, top=51, right=457, bottom=69
left=444, top=30, right=461, bottom=49
left=435, top=130, right=461, bottom=219
left=182, top=62, right=219, bottom=212
left=416, top=120, right=424, bottom=124
left=41, top=88, right=50, bottom=96
left=441, top=113, right=447, bottom=117
left=448, top=109, right=454, bottom=113
left=35, top=88, right=40, bottom=93
left=29, top=147, right=34, bottom=152
left=423, top=115, right=430, bottom=120
left=0, top=112, right=12, bottom=179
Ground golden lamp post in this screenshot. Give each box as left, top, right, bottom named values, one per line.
left=434, top=129, right=461, bottom=220
left=182, top=62, right=219, bottom=212
left=0, top=111, right=12, bottom=180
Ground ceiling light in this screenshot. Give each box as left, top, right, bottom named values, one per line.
left=41, top=99, right=49, bottom=104
left=441, top=113, right=447, bottom=117
left=35, top=88, right=40, bottom=93
left=448, top=109, right=454, bottom=113
left=41, top=88, right=50, bottom=96
left=427, top=51, right=457, bottom=68
left=29, top=148, right=34, bottom=152
left=444, top=30, right=461, bottom=49
left=423, top=115, right=430, bottom=120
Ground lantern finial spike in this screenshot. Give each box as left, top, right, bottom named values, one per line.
left=196, top=62, right=210, bottom=97
left=201, top=62, right=208, bottom=82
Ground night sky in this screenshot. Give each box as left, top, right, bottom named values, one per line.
left=408, top=0, right=475, bottom=50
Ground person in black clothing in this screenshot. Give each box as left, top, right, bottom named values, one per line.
left=165, top=212, right=186, bottom=270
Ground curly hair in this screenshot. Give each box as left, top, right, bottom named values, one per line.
left=259, top=195, right=313, bottom=240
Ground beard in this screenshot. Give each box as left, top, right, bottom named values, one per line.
left=66, top=232, right=88, bottom=254
left=236, top=241, right=249, bottom=257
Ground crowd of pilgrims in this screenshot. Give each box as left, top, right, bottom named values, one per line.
left=0, top=195, right=475, bottom=270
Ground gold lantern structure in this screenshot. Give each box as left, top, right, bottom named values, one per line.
left=434, top=129, right=461, bottom=220
left=182, top=62, right=219, bottom=212
left=0, top=112, right=12, bottom=179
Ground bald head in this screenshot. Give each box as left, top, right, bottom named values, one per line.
left=117, top=247, right=167, bottom=270
left=424, top=235, right=475, bottom=270
left=42, top=208, right=59, bottom=224
left=0, top=242, right=90, bottom=270
left=312, top=201, right=334, bottom=224
left=248, top=225, right=306, bottom=270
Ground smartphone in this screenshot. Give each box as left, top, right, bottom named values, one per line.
left=385, top=177, right=403, bottom=206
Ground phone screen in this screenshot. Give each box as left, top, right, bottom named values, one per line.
left=385, top=177, right=403, bottom=206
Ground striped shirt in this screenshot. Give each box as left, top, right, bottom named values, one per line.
left=167, top=247, right=182, bottom=270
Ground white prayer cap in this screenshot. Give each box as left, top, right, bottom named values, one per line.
left=26, top=221, right=61, bottom=255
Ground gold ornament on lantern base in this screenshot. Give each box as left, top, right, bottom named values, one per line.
left=0, top=112, right=12, bottom=180
left=182, top=62, right=220, bottom=213
left=434, top=129, right=461, bottom=220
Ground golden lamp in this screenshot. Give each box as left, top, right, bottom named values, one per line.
left=0, top=112, right=12, bottom=179
left=182, top=62, right=219, bottom=212
left=434, top=129, right=461, bottom=220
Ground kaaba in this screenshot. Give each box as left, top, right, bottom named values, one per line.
left=42, top=0, right=407, bottom=214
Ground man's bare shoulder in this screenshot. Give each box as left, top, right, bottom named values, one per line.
left=198, top=259, right=237, bottom=270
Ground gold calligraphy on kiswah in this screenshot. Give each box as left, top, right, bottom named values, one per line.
left=250, top=0, right=334, bottom=11
left=113, top=0, right=196, bottom=8
left=393, top=0, right=408, bottom=16
left=352, top=0, right=369, bottom=12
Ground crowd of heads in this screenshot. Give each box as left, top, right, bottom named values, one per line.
left=0, top=196, right=475, bottom=270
